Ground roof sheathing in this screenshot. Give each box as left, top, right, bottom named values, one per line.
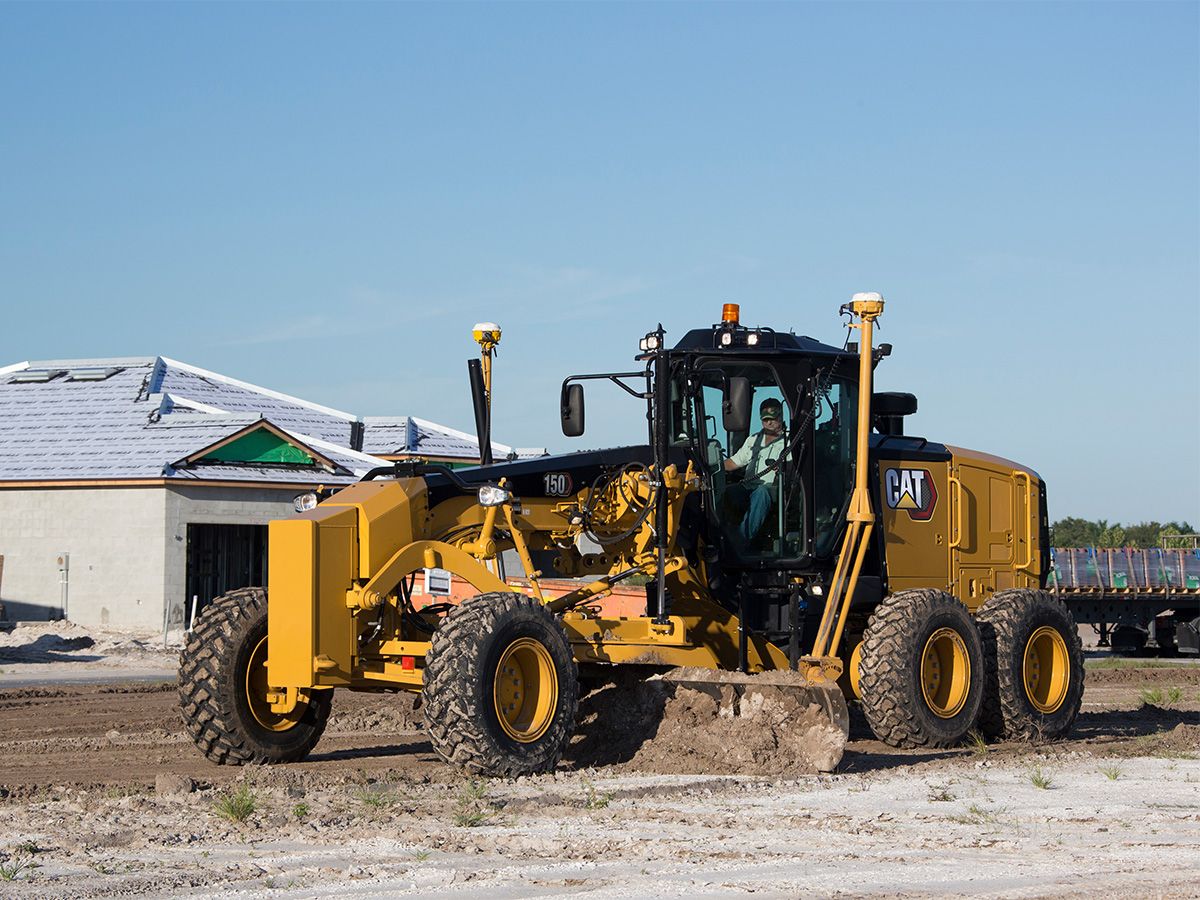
left=0, top=354, right=538, bottom=484
left=0, top=357, right=380, bottom=485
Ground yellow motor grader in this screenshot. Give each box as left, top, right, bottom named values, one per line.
left=179, top=295, right=1084, bottom=776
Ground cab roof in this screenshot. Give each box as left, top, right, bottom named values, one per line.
left=671, top=326, right=855, bottom=359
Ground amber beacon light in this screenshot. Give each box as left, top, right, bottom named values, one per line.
left=721, top=303, right=740, bottom=324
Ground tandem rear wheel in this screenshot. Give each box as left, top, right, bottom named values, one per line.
left=423, top=592, right=579, bottom=778
left=858, top=589, right=985, bottom=748
left=178, top=588, right=332, bottom=765
left=976, top=588, right=1084, bottom=741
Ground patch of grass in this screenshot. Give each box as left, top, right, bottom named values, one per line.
left=927, top=783, right=955, bottom=802
left=0, top=855, right=38, bottom=881
left=292, top=802, right=310, bottom=820
left=948, top=803, right=1008, bottom=827
left=13, top=841, right=43, bottom=856
left=459, top=779, right=488, bottom=803
left=1153, top=749, right=1197, bottom=761
left=452, top=779, right=500, bottom=828
left=967, top=729, right=989, bottom=755
left=213, top=785, right=257, bottom=823
left=1166, top=686, right=1183, bottom=706
left=581, top=777, right=613, bottom=810
left=1140, top=687, right=1165, bottom=706
left=354, top=786, right=399, bottom=812
left=1087, top=657, right=1182, bottom=670
left=411, top=850, right=431, bottom=862
left=1099, top=764, right=1123, bottom=781
left=453, top=807, right=490, bottom=827
left=1028, top=767, right=1054, bottom=790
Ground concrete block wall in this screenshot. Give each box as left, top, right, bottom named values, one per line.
left=0, top=487, right=168, bottom=629
left=0, top=483, right=312, bottom=630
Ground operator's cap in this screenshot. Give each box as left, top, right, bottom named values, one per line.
left=759, top=398, right=783, bottom=420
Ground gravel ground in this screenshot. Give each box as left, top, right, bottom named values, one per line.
left=0, top=625, right=1196, bottom=898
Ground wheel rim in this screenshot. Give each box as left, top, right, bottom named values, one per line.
left=245, top=636, right=305, bottom=732
left=920, top=627, right=971, bottom=719
left=493, top=637, right=558, bottom=743
left=848, top=640, right=864, bottom=700
left=1023, top=625, right=1070, bottom=713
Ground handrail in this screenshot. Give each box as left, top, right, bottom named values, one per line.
left=1014, top=471, right=1032, bottom=570
left=947, top=474, right=963, bottom=550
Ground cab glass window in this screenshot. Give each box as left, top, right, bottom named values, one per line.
left=696, top=363, right=803, bottom=560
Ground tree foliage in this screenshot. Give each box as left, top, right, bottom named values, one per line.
left=1049, top=518, right=1196, bottom=549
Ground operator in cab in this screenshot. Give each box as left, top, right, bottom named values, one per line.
left=723, top=398, right=785, bottom=544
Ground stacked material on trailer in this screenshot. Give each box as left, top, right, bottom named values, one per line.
left=1048, top=548, right=1200, bottom=593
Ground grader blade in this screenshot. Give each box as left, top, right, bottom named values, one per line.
left=661, top=667, right=850, bottom=772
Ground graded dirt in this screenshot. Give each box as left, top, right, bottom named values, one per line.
left=0, top=638, right=1197, bottom=897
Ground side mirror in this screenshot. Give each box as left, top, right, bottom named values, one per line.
left=561, top=383, right=585, bottom=437
left=723, top=377, right=751, bottom=433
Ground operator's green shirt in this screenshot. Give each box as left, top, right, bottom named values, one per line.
left=729, top=432, right=784, bottom=487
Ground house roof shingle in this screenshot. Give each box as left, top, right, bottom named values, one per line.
left=0, top=356, right=543, bottom=486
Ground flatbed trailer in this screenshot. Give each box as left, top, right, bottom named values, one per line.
left=1048, top=547, right=1200, bottom=655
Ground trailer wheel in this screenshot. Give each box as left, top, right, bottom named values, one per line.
left=424, top=592, right=578, bottom=777
left=858, top=589, right=984, bottom=748
left=976, top=589, right=1083, bottom=741
left=178, top=587, right=332, bottom=765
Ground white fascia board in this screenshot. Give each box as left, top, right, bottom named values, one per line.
left=286, top=429, right=392, bottom=469
left=161, top=393, right=233, bottom=415
left=160, top=357, right=360, bottom=423
left=0, top=361, right=30, bottom=376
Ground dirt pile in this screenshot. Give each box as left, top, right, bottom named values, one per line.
left=1144, top=722, right=1200, bottom=755
left=327, top=693, right=421, bottom=734
left=0, top=621, right=173, bottom=666
left=569, top=670, right=846, bottom=775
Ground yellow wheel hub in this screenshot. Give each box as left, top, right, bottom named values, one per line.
left=493, top=637, right=558, bottom=743
left=245, top=636, right=306, bottom=732
left=1023, top=625, right=1070, bottom=714
left=848, top=640, right=864, bottom=700
left=920, top=627, right=971, bottom=719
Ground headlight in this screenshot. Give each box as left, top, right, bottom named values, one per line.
left=720, top=331, right=733, bottom=347
left=293, top=492, right=319, bottom=513
left=747, top=332, right=759, bottom=346
left=478, top=485, right=511, bottom=507
left=639, top=333, right=661, bottom=352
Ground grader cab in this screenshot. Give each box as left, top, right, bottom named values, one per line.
left=179, top=295, right=1084, bottom=776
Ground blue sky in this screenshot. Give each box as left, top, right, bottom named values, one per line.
left=1, top=2, right=1197, bottom=525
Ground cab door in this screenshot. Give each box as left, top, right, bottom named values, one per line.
left=694, top=360, right=804, bottom=561
left=947, top=451, right=1036, bottom=610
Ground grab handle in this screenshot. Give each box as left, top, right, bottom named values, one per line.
left=1014, top=471, right=1033, bottom=570
left=948, top=474, right=963, bottom=550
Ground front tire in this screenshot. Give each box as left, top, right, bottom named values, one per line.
left=858, top=589, right=984, bottom=748
left=977, top=589, right=1084, bottom=741
left=178, top=587, right=332, bottom=765
left=424, top=592, right=578, bottom=777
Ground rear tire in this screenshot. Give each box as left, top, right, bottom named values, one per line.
left=178, top=588, right=332, bottom=765
left=858, top=589, right=984, bottom=748
left=424, top=592, right=578, bottom=777
left=977, top=589, right=1084, bottom=741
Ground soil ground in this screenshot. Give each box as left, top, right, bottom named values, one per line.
left=0, top=624, right=1197, bottom=898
